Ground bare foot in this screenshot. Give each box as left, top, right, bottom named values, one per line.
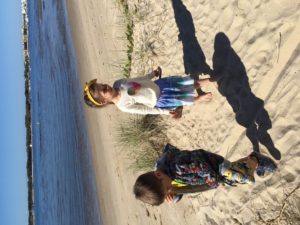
left=153, top=66, right=162, bottom=79
left=194, top=92, right=212, bottom=103
left=169, top=106, right=183, bottom=119
left=194, top=78, right=211, bottom=89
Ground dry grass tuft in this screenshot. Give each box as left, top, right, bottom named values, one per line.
left=116, top=115, right=168, bottom=172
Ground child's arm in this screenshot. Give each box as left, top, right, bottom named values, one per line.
left=169, top=106, right=183, bottom=119
left=165, top=193, right=183, bottom=204
left=171, top=184, right=213, bottom=195
left=144, top=67, right=162, bottom=80
left=119, top=103, right=170, bottom=115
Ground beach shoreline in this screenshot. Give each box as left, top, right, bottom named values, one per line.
left=66, top=1, right=128, bottom=225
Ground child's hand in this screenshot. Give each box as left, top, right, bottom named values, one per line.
left=217, top=184, right=225, bottom=190
left=169, top=106, right=183, bottom=119
left=165, top=193, right=174, bottom=203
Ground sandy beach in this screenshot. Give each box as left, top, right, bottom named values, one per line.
left=67, top=0, right=300, bottom=224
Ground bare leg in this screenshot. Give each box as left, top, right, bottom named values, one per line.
left=237, top=156, right=258, bottom=171
left=151, top=66, right=162, bottom=78
left=194, top=92, right=212, bottom=103
left=225, top=156, right=258, bottom=184
left=194, top=78, right=211, bottom=89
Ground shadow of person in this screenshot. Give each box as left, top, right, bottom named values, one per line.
left=211, top=32, right=281, bottom=160
left=171, top=0, right=212, bottom=80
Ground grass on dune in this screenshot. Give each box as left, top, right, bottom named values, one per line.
left=115, top=0, right=134, bottom=78
left=116, top=115, right=168, bottom=172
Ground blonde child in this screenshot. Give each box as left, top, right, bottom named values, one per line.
left=83, top=67, right=212, bottom=119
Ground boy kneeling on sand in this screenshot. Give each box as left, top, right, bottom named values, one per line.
left=133, top=144, right=277, bottom=206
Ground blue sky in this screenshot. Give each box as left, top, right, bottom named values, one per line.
left=0, top=1, right=28, bottom=225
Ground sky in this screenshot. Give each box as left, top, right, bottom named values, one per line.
left=0, top=1, right=28, bottom=225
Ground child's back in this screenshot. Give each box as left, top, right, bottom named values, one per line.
left=134, top=144, right=277, bottom=205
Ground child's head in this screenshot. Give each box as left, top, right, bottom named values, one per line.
left=133, top=171, right=172, bottom=206
left=83, top=79, right=114, bottom=108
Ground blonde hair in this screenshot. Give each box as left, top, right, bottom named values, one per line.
left=83, top=82, right=108, bottom=108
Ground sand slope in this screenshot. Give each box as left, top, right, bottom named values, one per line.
left=67, top=0, right=300, bottom=224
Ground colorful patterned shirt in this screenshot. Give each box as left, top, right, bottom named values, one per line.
left=156, top=144, right=224, bottom=188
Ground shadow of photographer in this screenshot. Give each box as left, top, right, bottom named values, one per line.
left=211, top=32, right=281, bottom=160
left=171, top=0, right=212, bottom=81
left=171, top=1, right=280, bottom=160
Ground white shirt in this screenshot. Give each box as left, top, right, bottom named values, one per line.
left=114, top=74, right=169, bottom=115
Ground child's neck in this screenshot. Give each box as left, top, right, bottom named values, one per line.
left=111, top=89, right=121, bottom=103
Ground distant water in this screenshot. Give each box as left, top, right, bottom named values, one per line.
left=28, top=0, right=102, bottom=224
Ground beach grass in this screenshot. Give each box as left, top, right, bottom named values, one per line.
left=115, top=0, right=134, bottom=78
left=114, top=1, right=167, bottom=171
left=116, top=115, right=168, bottom=171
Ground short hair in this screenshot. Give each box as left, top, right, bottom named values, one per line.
left=133, top=171, right=165, bottom=206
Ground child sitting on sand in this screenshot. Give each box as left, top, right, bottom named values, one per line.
left=133, top=144, right=277, bottom=205
left=83, top=67, right=212, bottom=119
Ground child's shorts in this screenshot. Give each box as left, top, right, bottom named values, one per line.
left=219, top=156, right=257, bottom=185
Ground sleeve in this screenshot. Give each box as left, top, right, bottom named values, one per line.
left=119, top=103, right=170, bottom=115
left=171, top=184, right=213, bottom=195
left=113, top=79, right=126, bottom=89
left=163, top=143, right=181, bottom=154
left=172, top=194, right=183, bottom=203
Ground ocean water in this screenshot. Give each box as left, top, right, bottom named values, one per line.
left=28, top=0, right=102, bottom=224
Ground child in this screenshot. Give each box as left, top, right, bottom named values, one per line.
left=133, top=144, right=277, bottom=206
left=83, top=67, right=212, bottom=119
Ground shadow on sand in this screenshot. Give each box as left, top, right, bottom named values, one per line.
left=211, top=32, right=281, bottom=160
left=171, top=0, right=212, bottom=80
left=170, top=1, right=280, bottom=160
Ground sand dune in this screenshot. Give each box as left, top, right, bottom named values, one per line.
left=67, top=0, right=300, bottom=224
